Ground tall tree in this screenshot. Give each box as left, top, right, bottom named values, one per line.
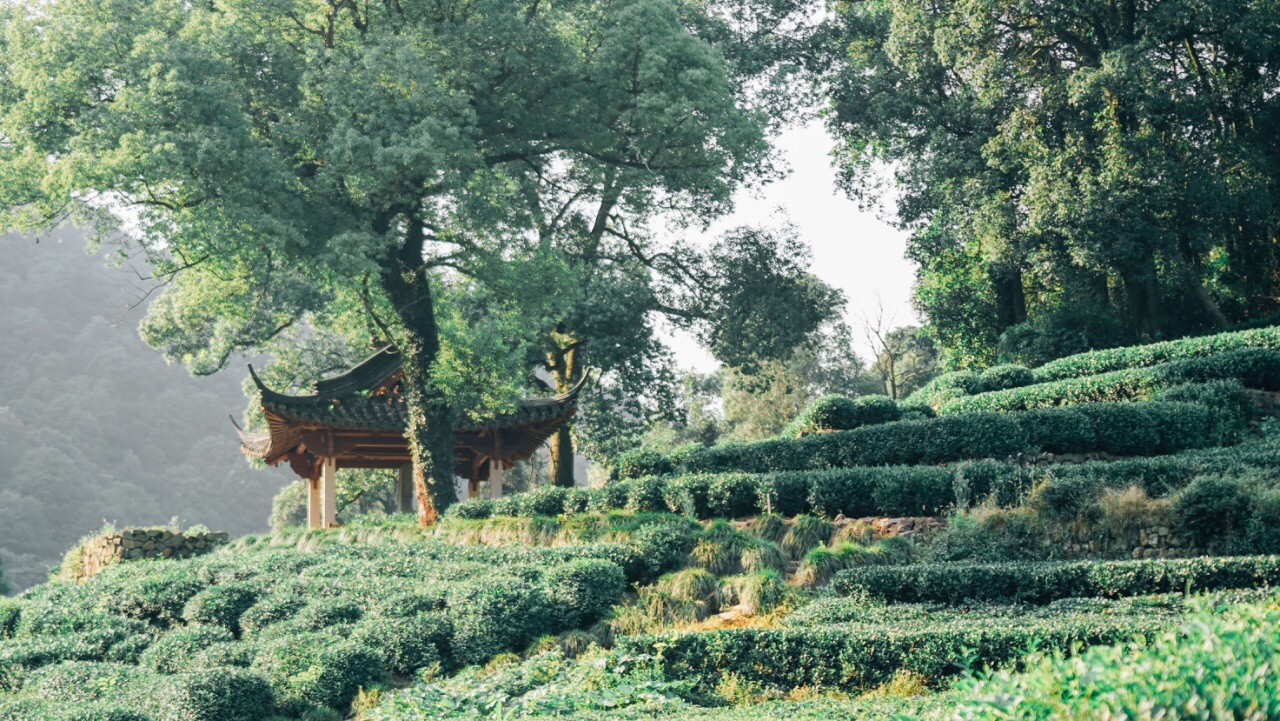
left=819, top=0, right=1280, bottom=367
left=0, top=0, right=775, bottom=524
left=532, top=219, right=844, bottom=484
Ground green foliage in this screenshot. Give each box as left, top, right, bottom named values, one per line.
left=613, top=449, right=675, bottom=482
left=940, top=348, right=1280, bottom=414
left=785, top=394, right=900, bottom=438
left=181, top=582, right=260, bottom=635
left=350, top=614, right=446, bottom=676
left=0, top=600, right=19, bottom=640
left=825, top=0, right=1280, bottom=364
left=831, top=556, right=1280, bottom=605
left=543, top=559, right=627, bottom=628
left=139, top=626, right=239, bottom=674
left=148, top=669, right=274, bottom=721
left=620, top=613, right=1159, bottom=693
left=1015, top=408, right=1095, bottom=455
left=954, top=597, right=1280, bottom=719
left=1172, top=475, right=1254, bottom=549
left=0, top=531, right=656, bottom=718
left=1035, top=326, right=1280, bottom=383
left=906, top=371, right=986, bottom=408
left=979, top=365, right=1035, bottom=392
left=780, top=515, right=833, bottom=560
left=458, top=438, right=1275, bottom=529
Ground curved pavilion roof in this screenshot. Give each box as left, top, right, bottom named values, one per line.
left=235, top=347, right=585, bottom=476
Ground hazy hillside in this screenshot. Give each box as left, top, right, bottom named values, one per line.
left=0, top=230, right=291, bottom=592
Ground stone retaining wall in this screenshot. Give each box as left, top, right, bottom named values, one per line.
left=71, top=528, right=228, bottom=581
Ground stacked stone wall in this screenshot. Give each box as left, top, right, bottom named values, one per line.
left=71, top=528, right=228, bottom=581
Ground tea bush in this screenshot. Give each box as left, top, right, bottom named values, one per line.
left=784, top=394, right=900, bottom=437
left=0, top=532, right=653, bottom=719
left=940, top=348, right=1280, bottom=414
left=621, top=613, right=1161, bottom=692
left=596, top=400, right=1236, bottom=481
left=453, top=437, right=1276, bottom=527
left=953, top=595, right=1280, bottom=719
left=1034, top=325, right=1280, bottom=382
left=831, top=555, right=1280, bottom=605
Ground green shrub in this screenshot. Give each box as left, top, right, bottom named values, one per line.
left=1155, top=380, right=1251, bottom=443
left=96, top=567, right=208, bottom=626
left=1244, top=488, right=1280, bottom=554
left=614, top=448, right=674, bottom=480
left=447, top=577, right=554, bottom=667
left=542, top=559, right=626, bottom=627
left=239, top=592, right=305, bottom=637
left=1034, top=325, right=1280, bottom=382
left=785, top=394, right=900, bottom=437
left=906, top=370, right=985, bottom=407
left=251, top=634, right=384, bottom=715
left=446, top=498, right=494, bottom=520
left=182, top=581, right=261, bottom=635
left=0, top=636, right=108, bottom=687
left=625, top=476, right=667, bottom=513
left=897, top=402, right=936, bottom=421
left=140, top=625, right=238, bottom=674
left=1017, top=408, right=1095, bottom=454
left=349, top=613, right=448, bottom=676
left=1074, top=403, right=1161, bottom=456
left=953, top=596, right=1280, bottom=719
left=630, top=519, right=699, bottom=580
left=150, top=668, right=275, bottom=721
left=293, top=598, right=364, bottom=631
left=619, top=614, right=1158, bottom=693
left=831, top=555, right=1280, bottom=605
left=942, top=347, right=1280, bottom=414
left=1172, top=475, right=1253, bottom=548
left=23, top=661, right=146, bottom=704
left=980, top=364, right=1035, bottom=392
left=0, top=601, right=19, bottom=640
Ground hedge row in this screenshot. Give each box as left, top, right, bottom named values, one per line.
left=606, top=399, right=1234, bottom=481
left=0, top=526, right=682, bottom=720
left=939, top=348, right=1280, bottom=414
left=620, top=614, right=1162, bottom=691
left=781, top=394, right=904, bottom=437
left=453, top=438, right=1278, bottom=525
left=951, top=594, right=1280, bottom=719
left=830, top=555, right=1280, bottom=605
left=1035, top=325, right=1280, bottom=382
left=907, top=326, right=1280, bottom=407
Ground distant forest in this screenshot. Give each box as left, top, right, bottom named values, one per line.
left=0, top=230, right=290, bottom=592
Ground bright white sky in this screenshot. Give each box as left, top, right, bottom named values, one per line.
left=662, top=120, right=919, bottom=372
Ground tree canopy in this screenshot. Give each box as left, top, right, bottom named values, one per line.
left=820, top=0, right=1280, bottom=368
left=0, top=0, right=815, bottom=521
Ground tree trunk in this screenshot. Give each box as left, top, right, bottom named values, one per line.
left=546, top=340, right=579, bottom=488
left=379, top=214, right=457, bottom=527
left=990, top=265, right=1028, bottom=331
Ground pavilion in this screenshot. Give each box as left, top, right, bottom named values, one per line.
left=234, top=347, right=584, bottom=529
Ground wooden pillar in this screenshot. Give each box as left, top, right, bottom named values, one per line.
left=489, top=459, right=505, bottom=500
left=321, top=457, right=338, bottom=528
left=307, top=476, right=321, bottom=530
left=396, top=462, right=414, bottom=514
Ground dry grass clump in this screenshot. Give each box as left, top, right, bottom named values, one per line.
left=781, top=515, right=833, bottom=560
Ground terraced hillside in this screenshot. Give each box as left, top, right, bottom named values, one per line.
left=4, top=326, right=1280, bottom=720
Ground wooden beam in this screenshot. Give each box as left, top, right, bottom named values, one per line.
left=307, top=476, right=321, bottom=530
left=321, top=456, right=338, bottom=528
left=397, top=463, right=414, bottom=514
left=489, top=458, right=504, bottom=500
